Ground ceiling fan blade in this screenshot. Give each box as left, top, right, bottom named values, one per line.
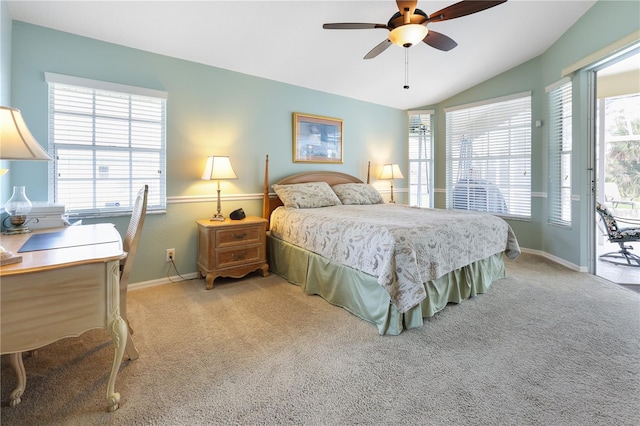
left=422, top=30, right=458, bottom=51
left=364, top=39, right=393, bottom=60
left=427, top=0, right=507, bottom=23
left=323, top=23, right=387, bottom=30
left=396, top=0, right=418, bottom=15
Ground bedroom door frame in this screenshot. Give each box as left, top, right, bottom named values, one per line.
left=586, top=45, right=640, bottom=275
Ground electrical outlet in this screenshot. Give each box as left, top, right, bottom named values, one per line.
left=165, top=248, right=176, bottom=262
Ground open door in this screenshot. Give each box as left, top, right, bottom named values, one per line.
left=592, top=50, right=640, bottom=288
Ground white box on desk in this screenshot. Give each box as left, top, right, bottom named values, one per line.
left=26, top=203, right=67, bottom=230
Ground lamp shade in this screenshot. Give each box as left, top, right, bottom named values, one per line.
left=388, top=24, right=428, bottom=47
left=201, top=156, right=237, bottom=181
left=0, top=106, right=52, bottom=160
left=379, top=164, right=405, bottom=180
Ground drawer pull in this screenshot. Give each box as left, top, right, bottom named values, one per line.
left=232, top=232, right=247, bottom=240
left=232, top=251, right=247, bottom=260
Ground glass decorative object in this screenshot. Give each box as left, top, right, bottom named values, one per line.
left=4, top=186, right=33, bottom=234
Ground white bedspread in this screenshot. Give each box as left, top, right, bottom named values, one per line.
left=270, top=204, right=520, bottom=313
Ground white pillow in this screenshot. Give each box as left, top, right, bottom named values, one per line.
left=331, top=183, right=384, bottom=205
left=273, top=182, right=342, bottom=208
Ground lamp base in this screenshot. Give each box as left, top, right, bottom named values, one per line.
left=209, top=214, right=225, bottom=222
left=3, top=226, right=31, bottom=235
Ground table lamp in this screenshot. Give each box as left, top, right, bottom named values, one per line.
left=379, top=164, right=404, bottom=204
left=1, top=106, right=53, bottom=264
left=201, top=156, right=237, bottom=221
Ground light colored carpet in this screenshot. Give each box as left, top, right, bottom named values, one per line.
left=2, top=253, right=639, bottom=425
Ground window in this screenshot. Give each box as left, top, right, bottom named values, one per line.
left=408, top=111, right=433, bottom=207
left=445, top=92, right=531, bottom=218
left=547, top=78, right=572, bottom=226
left=46, top=73, right=167, bottom=217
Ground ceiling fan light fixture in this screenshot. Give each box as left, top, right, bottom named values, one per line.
left=389, top=24, right=428, bottom=47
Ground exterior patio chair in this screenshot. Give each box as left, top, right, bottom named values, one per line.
left=596, top=201, right=640, bottom=267
left=604, top=182, right=636, bottom=210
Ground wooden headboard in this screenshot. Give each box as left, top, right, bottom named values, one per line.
left=262, top=155, right=370, bottom=221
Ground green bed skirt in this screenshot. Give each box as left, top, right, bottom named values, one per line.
left=267, top=233, right=507, bottom=335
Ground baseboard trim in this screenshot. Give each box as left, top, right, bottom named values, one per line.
left=520, top=248, right=587, bottom=272
left=129, top=272, right=200, bottom=291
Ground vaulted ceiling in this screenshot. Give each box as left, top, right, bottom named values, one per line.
left=7, top=1, right=598, bottom=110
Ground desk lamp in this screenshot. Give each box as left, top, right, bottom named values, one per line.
left=0, top=106, right=53, bottom=264
left=201, top=156, right=237, bottom=221
left=379, top=164, right=404, bottom=204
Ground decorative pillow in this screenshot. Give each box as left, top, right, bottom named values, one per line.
left=273, top=182, right=342, bottom=208
left=331, top=183, right=384, bottom=205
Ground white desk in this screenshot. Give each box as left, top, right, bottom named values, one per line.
left=0, top=224, right=128, bottom=412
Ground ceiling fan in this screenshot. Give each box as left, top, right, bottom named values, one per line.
left=323, top=0, right=508, bottom=59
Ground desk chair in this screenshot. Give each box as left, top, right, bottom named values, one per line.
left=120, top=185, right=148, bottom=360
left=596, top=202, right=640, bottom=267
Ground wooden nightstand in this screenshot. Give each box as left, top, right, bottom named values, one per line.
left=196, top=216, right=269, bottom=289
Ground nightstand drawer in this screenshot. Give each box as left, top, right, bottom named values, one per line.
left=216, top=244, right=262, bottom=269
left=215, top=225, right=262, bottom=247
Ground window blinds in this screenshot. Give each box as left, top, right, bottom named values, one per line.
left=547, top=78, right=572, bottom=227
left=445, top=92, right=531, bottom=218
left=408, top=111, right=433, bottom=208
left=46, top=73, right=167, bottom=216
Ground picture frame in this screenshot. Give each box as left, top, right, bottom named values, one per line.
left=293, top=112, right=343, bottom=163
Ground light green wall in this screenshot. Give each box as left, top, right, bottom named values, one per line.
left=1, top=0, right=11, bottom=197
left=9, top=21, right=406, bottom=283
left=0, top=0, right=9, bottom=105
left=420, top=0, right=639, bottom=269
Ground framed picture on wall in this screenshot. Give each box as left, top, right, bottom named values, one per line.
left=293, top=112, right=343, bottom=163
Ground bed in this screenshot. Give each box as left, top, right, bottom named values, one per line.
left=262, top=156, right=521, bottom=335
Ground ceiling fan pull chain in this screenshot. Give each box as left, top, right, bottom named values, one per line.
left=404, top=48, right=410, bottom=89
